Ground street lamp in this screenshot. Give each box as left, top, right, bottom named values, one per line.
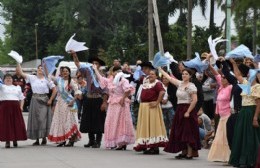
left=35, top=23, right=38, bottom=64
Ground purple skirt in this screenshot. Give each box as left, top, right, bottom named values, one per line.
left=0, top=101, right=27, bottom=141
left=164, top=104, right=201, bottom=153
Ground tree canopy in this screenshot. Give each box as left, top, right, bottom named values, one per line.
left=0, top=0, right=259, bottom=65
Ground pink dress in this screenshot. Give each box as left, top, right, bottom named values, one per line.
left=208, top=74, right=232, bottom=162
left=215, top=75, right=232, bottom=118
left=48, top=79, right=81, bottom=143
left=99, top=76, right=135, bottom=148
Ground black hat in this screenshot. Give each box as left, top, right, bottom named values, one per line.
left=238, top=63, right=249, bottom=77
left=88, top=57, right=106, bottom=66
left=140, top=62, right=155, bottom=69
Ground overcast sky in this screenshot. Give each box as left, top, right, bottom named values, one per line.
left=169, top=3, right=236, bottom=35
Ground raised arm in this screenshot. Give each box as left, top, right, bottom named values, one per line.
left=92, top=64, right=104, bottom=81
left=70, top=50, right=80, bottom=69
left=205, top=54, right=219, bottom=76
left=219, top=58, right=237, bottom=85
left=229, top=58, right=243, bottom=84
left=158, top=67, right=180, bottom=86
left=16, top=63, right=28, bottom=79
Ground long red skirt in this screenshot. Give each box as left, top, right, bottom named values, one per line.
left=0, top=101, right=27, bottom=141
left=164, top=104, right=201, bottom=153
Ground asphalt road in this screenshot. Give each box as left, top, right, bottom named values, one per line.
left=0, top=113, right=227, bottom=168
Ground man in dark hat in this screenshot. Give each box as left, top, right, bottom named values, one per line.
left=71, top=51, right=107, bottom=148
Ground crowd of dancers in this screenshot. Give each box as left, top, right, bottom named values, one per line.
left=0, top=46, right=260, bottom=167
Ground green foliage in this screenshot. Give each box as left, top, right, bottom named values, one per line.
left=164, top=23, right=222, bottom=61
left=192, top=24, right=222, bottom=54
left=164, top=24, right=187, bottom=60
left=2, top=0, right=257, bottom=66
left=233, top=0, right=260, bottom=51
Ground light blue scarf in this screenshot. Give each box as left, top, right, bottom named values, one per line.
left=57, top=77, right=77, bottom=112
left=80, top=63, right=100, bottom=88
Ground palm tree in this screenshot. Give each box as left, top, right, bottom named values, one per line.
left=168, top=0, right=208, bottom=59
left=187, top=0, right=207, bottom=59
left=209, top=0, right=215, bottom=30
left=187, top=0, right=193, bottom=59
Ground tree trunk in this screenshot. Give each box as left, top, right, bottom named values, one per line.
left=187, top=0, right=192, bottom=60
left=253, top=8, right=257, bottom=55
left=209, top=0, right=214, bottom=30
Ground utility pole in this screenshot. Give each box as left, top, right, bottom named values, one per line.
left=35, top=23, right=38, bottom=67
left=226, top=0, right=231, bottom=52
left=152, top=0, right=164, bottom=56
left=187, top=0, right=192, bottom=60
left=148, top=0, right=154, bottom=61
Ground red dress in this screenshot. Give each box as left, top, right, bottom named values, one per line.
left=0, top=85, right=27, bottom=141
left=164, top=82, right=201, bottom=153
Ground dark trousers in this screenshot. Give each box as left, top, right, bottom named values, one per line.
left=88, top=132, right=102, bottom=143
left=226, top=113, right=238, bottom=149
left=202, top=99, right=215, bottom=120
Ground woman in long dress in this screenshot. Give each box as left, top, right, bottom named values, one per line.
left=207, top=59, right=232, bottom=162
left=133, top=69, right=168, bottom=154
left=48, top=66, right=82, bottom=147
left=17, top=64, right=57, bottom=145
left=93, top=66, right=135, bottom=150
left=159, top=67, right=200, bottom=159
left=0, top=74, right=27, bottom=148
left=229, top=59, right=260, bottom=167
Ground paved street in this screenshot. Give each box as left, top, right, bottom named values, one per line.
left=0, top=113, right=226, bottom=168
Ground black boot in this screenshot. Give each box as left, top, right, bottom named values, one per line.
left=92, top=141, right=101, bottom=148
left=92, top=133, right=102, bottom=148
left=84, top=133, right=95, bottom=148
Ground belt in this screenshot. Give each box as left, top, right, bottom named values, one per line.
left=86, top=93, right=102, bottom=98
left=33, top=93, right=48, bottom=97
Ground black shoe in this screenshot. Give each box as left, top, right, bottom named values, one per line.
left=13, top=141, right=18, bottom=147
left=41, top=138, right=47, bottom=145
left=115, top=145, right=126, bottom=150
left=57, top=142, right=66, bottom=147
left=175, top=153, right=187, bottom=159
left=185, top=155, right=193, bottom=160
left=65, top=141, right=74, bottom=147
left=5, top=142, right=10, bottom=148
left=92, top=142, right=101, bottom=148
left=32, top=141, right=40, bottom=146
left=84, top=141, right=94, bottom=148
left=143, top=148, right=159, bottom=155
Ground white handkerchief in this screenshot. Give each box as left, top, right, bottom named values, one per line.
left=208, top=35, right=228, bottom=60
left=8, top=50, right=23, bottom=63
left=164, top=52, right=178, bottom=63
left=65, top=33, right=89, bottom=53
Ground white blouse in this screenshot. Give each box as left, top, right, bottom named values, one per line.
left=0, top=85, right=25, bottom=101
left=176, top=82, right=197, bottom=104
left=26, top=75, right=55, bottom=94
